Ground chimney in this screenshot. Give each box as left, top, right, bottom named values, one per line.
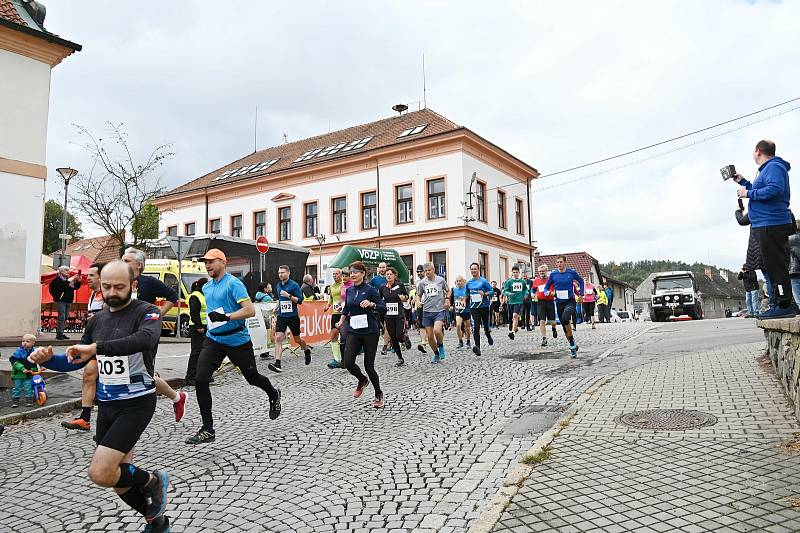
left=704, top=267, right=714, bottom=280
left=719, top=269, right=728, bottom=282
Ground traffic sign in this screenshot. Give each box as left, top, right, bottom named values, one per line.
left=256, top=236, right=269, bottom=254
left=58, top=233, right=72, bottom=240
left=166, top=236, right=194, bottom=261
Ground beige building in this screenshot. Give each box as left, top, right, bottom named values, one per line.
left=0, top=0, right=80, bottom=336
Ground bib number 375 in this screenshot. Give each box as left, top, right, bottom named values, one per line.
left=97, top=355, right=131, bottom=385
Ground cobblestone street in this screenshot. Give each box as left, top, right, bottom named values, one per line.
left=0, top=322, right=651, bottom=532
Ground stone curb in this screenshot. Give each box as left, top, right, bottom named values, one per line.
left=0, top=377, right=187, bottom=426
left=467, top=375, right=612, bottom=533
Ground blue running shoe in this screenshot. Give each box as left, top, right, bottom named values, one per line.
left=430, top=353, right=440, bottom=364
left=143, top=470, right=169, bottom=522
left=438, top=346, right=446, bottom=362
left=569, top=343, right=578, bottom=358
left=759, top=306, right=796, bottom=320
left=487, top=332, right=494, bottom=346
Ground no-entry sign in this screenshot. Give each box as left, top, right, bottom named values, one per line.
left=256, top=235, right=269, bottom=254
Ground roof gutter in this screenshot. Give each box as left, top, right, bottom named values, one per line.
left=0, top=17, right=81, bottom=51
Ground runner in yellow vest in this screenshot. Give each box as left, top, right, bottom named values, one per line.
left=185, top=279, right=208, bottom=385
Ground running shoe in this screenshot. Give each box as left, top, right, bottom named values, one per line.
left=395, top=358, right=405, bottom=367
left=304, top=348, right=312, bottom=365
left=354, top=378, right=369, bottom=398
left=508, top=331, right=515, bottom=340
left=185, top=428, right=215, bottom=445
left=417, top=344, right=427, bottom=354
left=61, top=418, right=91, bottom=431
left=25, top=401, right=33, bottom=407
left=487, top=332, right=494, bottom=346
left=552, top=328, right=558, bottom=339
left=759, top=306, right=797, bottom=319
left=259, top=352, right=271, bottom=360
left=173, top=391, right=188, bottom=423
left=374, top=394, right=385, bottom=409
left=472, top=346, right=481, bottom=357
left=142, top=515, right=170, bottom=533
left=10, top=401, right=18, bottom=408
left=438, top=346, right=446, bottom=362
left=268, top=361, right=283, bottom=373
left=381, top=345, right=388, bottom=355
left=430, top=353, right=440, bottom=364
left=143, top=470, right=169, bottom=521
left=458, top=340, right=464, bottom=349
left=591, top=324, right=596, bottom=329
left=269, top=389, right=281, bottom=420
left=466, top=340, right=471, bottom=347
left=541, top=337, right=547, bottom=347
left=327, top=359, right=341, bottom=369
left=569, top=343, right=579, bottom=359
left=404, top=338, right=412, bottom=350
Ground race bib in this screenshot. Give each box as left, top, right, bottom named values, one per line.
left=425, top=285, right=439, bottom=296
left=96, top=355, right=130, bottom=386
left=556, top=290, right=569, bottom=300
left=333, top=302, right=343, bottom=313
left=386, top=302, right=399, bottom=316
left=280, top=300, right=293, bottom=314
left=512, top=282, right=524, bottom=292
left=350, top=313, right=369, bottom=329
left=491, top=296, right=498, bottom=302
left=455, top=300, right=465, bottom=312
left=470, top=293, right=482, bottom=304
left=538, top=285, right=545, bottom=293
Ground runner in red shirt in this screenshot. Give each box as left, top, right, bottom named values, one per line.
left=532, top=263, right=558, bottom=346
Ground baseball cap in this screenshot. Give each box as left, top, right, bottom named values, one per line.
left=201, top=248, right=226, bottom=262
left=416, top=264, right=424, bottom=272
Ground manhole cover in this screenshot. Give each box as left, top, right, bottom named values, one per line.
left=614, top=409, right=717, bottom=431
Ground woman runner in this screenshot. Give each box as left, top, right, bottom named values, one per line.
left=379, top=266, right=409, bottom=367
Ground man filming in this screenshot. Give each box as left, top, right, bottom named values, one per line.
left=734, top=139, right=794, bottom=319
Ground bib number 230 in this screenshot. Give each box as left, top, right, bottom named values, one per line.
left=97, top=355, right=130, bottom=385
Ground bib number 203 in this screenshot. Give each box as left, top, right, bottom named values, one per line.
left=97, top=355, right=130, bottom=385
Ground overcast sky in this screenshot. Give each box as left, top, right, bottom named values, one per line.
left=42, top=1, right=800, bottom=271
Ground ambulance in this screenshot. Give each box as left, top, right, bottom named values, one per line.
left=140, top=259, right=209, bottom=336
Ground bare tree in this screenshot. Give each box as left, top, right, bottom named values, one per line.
left=71, top=122, right=174, bottom=250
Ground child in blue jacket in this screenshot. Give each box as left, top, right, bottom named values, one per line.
left=9, top=334, right=39, bottom=407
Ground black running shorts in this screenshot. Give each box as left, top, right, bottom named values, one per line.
left=537, top=300, right=556, bottom=322
left=331, top=313, right=342, bottom=330
left=95, top=393, right=156, bottom=454
left=275, top=315, right=301, bottom=336
left=556, top=300, right=577, bottom=325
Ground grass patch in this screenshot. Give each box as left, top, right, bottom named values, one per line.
left=521, top=447, right=552, bottom=465
left=777, top=437, right=800, bottom=454
left=787, top=496, right=800, bottom=509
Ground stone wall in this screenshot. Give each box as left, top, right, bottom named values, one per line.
left=759, top=318, right=800, bottom=421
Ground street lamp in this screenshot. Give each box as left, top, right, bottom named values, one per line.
left=314, top=234, right=326, bottom=282
left=56, top=167, right=78, bottom=267
left=459, top=172, right=477, bottom=223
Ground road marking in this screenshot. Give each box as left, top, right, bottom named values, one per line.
left=591, top=324, right=659, bottom=364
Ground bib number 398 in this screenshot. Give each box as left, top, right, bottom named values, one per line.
left=97, top=355, right=130, bottom=386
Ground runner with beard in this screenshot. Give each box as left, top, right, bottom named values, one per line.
left=532, top=263, right=558, bottom=346
left=29, top=260, right=171, bottom=532
left=544, top=255, right=585, bottom=358
left=465, top=262, right=493, bottom=356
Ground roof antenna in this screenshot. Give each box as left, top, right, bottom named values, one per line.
left=392, top=104, right=408, bottom=115
left=422, top=52, right=427, bottom=110
left=283, top=132, right=289, bottom=144
left=253, top=105, right=258, bottom=153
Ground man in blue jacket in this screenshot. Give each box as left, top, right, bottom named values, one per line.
left=544, top=256, right=584, bottom=358
left=735, top=140, right=795, bottom=319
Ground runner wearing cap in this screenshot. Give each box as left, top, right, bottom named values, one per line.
left=465, top=262, right=494, bottom=356
left=543, top=255, right=585, bottom=358
left=186, top=249, right=281, bottom=445
left=268, top=264, right=312, bottom=373
left=532, top=263, right=558, bottom=346
left=417, top=262, right=449, bottom=364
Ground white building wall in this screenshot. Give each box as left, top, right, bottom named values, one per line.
left=462, top=153, right=529, bottom=241
left=0, top=49, right=51, bottom=164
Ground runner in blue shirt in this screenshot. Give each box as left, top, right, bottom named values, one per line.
left=543, top=255, right=585, bottom=358
left=451, top=276, right=471, bottom=350
left=268, top=264, right=312, bottom=373
left=186, top=249, right=281, bottom=445
left=465, top=262, right=494, bottom=356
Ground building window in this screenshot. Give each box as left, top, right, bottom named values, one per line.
left=305, top=202, right=318, bottom=238
left=185, top=222, right=196, bottom=236
left=306, top=264, right=318, bottom=281
left=279, top=207, right=291, bottom=241
left=361, top=191, right=377, bottom=230
left=400, top=254, right=414, bottom=275
left=332, top=196, right=347, bottom=234
left=515, top=198, right=524, bottom=235
left=497, top=191, right=506, bottom=229
left=209, top=219, right=220, bottom=234
left=478, top=252, right=488, bottom=279
left=429, top=251, right=447, bottom=279
left=476, top=181, right=486, bottom=222
left=230, top=215, right=242, bottom=238
left=254, top=211, right=266, bottom=238
left=166, top=226, right=177, bottom=237
left=427, top=178, right=446, bottom=219
left=397, top=184, right=413, bottom=224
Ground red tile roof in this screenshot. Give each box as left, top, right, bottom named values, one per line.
left=161, top=108, right=464, bottom=197
left=0, top=0, right=26, bottom=25
left=532, top=252, right=600, bottom=281
left=55, top=234, right=121, bottom=264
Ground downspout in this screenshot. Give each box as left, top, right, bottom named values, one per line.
left=526, top=177, right=534, bottom=269
left=376, top=159, right=381, bottom=248
left=204, top=187, right=209, bottom=234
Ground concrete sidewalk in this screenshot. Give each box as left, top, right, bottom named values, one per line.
left=488, top=342, right=800, bottom=532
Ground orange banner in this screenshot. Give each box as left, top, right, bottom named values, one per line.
left=290, top=300, right=333, bottom=346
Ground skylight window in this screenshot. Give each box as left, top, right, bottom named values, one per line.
left=397, top=124, right=428, bottom=138
left=340, top=136, right=374, bottom=152
left=294, top=148, right=324, bottom=163
left=317, top=143, right=347, bottom=158
left=251, top=158, right=279, bottom=172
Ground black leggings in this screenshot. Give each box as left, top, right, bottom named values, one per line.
left=344, top=332, right=382, bottom=396
left=385, top=317, right=404, bottom=360
left=195, top=338, right=277, bottom=430
left=470, top=307, right=491, bottom=347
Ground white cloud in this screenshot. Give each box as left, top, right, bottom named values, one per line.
left=41, top=0, right=800, bottom=271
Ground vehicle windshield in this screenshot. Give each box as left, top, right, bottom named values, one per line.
left=655, top=278, right=693, bottom=291
left=181, top=273, right=208, bottom=295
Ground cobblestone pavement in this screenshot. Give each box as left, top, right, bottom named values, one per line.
left=0, top=322, right=651, bottom=532
left=493, top=341, right=800, bottom=533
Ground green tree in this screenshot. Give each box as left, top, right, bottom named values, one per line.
left=42, top=199, right=83, bottom=254
left=131, top=202, right=160, bottom=243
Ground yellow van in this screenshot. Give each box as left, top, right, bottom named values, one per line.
left=141, top=259, right=209, bottom=337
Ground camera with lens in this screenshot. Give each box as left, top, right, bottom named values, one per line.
left=720, top=164, right=736, bottom=181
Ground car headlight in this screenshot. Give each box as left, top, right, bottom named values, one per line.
left=665, top=295, right=671, bottom=301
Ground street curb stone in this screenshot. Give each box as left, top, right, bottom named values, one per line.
left=467, top=375, right=613, bottom=533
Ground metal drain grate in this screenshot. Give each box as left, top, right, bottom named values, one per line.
left=614, top=409, right=718, bottom=431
